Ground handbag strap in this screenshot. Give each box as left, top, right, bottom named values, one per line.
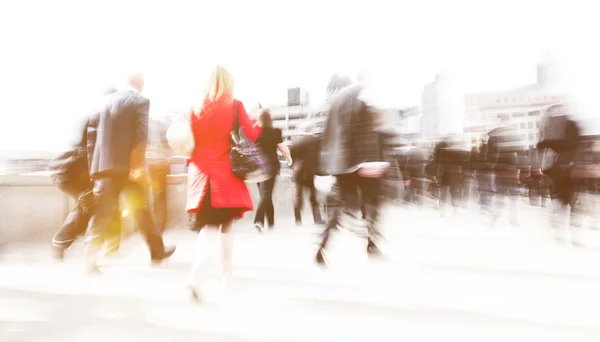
left=233, top=100, right=239, bottom=130
left=232, top=100, right=241, bottom=143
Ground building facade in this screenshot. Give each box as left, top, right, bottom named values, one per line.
left=265, top=104, right=312, bottom=140
left=420, top=73, right=464, bottom=138
left=392, top=106, right=421, bottom=139
left=463, top=59, right=568, bottom=147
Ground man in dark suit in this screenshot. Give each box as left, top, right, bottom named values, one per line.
left=85, top=72, right=175, bottom=271
left=290, top=122, right=325, bottom=226
left=316, top=75, right=386, bottom=266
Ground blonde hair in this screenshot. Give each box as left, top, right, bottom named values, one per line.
left=194, top=65, right=235, bottom=116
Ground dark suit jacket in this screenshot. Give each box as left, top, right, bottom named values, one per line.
left=87, top=90, right=150, bottom=178
left=320, top=84, right=383, bottom=176
left=290, top=134, right=321, bottom=184
left=537, top=118, right=581, bottom=165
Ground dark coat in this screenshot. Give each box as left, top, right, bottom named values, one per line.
left=290, top=134, right=321, bottom=184
left=86, top=90, right=150, bottom=178
left=537, top=117, right=581, bottom=169
left=319, top=84, right=383, bottom=175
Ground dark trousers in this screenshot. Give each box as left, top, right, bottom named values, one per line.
left=86, top=176, right=164, bottom=258
left=476, top=171, right=495, bottom=213
left=254, top=176, right=276, bottom=227
left=439, top=172, right=464, bottom=208
left=318, top=172, right=383, bottom=252
left=492, top=182, right=520, bottom=225
left=528, top=174, right=550, bottom=207
left=293, top=180, right=323, bottom=223
left=52, top=179, right=95, bottom=249
left=148, top=163, right=169, bottom=233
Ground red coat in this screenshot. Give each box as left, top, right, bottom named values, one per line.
left=186, top=97, right=261, bottom=214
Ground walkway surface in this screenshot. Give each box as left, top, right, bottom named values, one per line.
left=2, top=205, right=600, bottom=341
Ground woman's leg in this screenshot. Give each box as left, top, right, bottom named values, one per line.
left=187, top=228, right=218, bottom=298
left=254, top=183, right=266, bottom=227
left=219, top=220, right=234, bottom=284
left=293, top=181, right=304, bottom=224
left=265, top=177, right=276, bottom=228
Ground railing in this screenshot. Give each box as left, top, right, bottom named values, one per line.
left=0, top=159, right=53, bottom=175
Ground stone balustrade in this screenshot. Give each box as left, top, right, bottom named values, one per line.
left=0, top=173, right=300, bottom=246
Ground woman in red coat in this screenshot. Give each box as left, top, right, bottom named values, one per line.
left=186, top=65, right=261, bottom=300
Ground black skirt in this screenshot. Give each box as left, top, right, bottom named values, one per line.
left=189, top=183, right=244, bottom=232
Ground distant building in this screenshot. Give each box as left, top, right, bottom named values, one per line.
left=264, top=104, right=312, bottom=140
left=393, top=106, right=421, bottom=139
left=421, top=73, right=464, bottom=138
left=463, top=58, right=569, bottom=147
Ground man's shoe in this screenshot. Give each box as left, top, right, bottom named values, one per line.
left=151, top=245, right=176, bottom=264
left=367, top=243, right=384, bottom=258
left=315, top=248, right=328, bottom=268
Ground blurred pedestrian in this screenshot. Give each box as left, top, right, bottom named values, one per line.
left=290, top=122, right=324, bottom=226
left=49, top=86, right=120, bottom=260
left=316, top=71, right=387, bottom=266
left=252, top=108, right=292, bottom=232
left=538, top=104, right=582, bottom=242
left=85, top=72, right=175, bottom=272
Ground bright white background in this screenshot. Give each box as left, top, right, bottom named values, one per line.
left=0, top=0, right=598, bottom=151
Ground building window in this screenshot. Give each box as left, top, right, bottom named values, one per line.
left=520, top=122, right=526, bottom=129
left=529, top=133, right=534, bottom=141
left=528, top=122, right=534, bottom=129
left=513, top=112, right=525, bottom=118
left=529, top=111, right=541, bottom=116
left=536, top=122, right=540, bottom=129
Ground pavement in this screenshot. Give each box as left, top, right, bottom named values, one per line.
left=3, top=204, right=600, bottom=341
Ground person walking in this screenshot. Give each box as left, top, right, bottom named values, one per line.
left=290, top=122, right=324, bottom=226
left=85, top=72, right=175, bottom=272
left=316, top=71, right=386, bottom=266
left=50, top=86, right=121, bottom=260
left=186, top=66, right=262, bottom=300
left=252, top=108, right=292, bottom=232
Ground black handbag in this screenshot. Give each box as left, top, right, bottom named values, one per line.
left=229, top=101, right=272, bottom=183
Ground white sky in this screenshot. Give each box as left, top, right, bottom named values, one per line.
left=0, top=0, right=599, bottom=151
